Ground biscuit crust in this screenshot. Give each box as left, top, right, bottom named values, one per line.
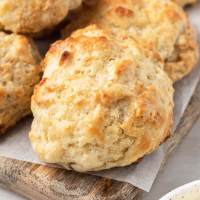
left=30, top=25, right=174, bottom=172
left=62, top=0, right=199, bottom=82
left=173, top=0, right=197, bottom=6
left=0, top=32, right=41, bottom=134
left=0, top=0, right=83, bottom=36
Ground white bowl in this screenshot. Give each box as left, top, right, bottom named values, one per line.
left=159, top=180, right=200, bottom=200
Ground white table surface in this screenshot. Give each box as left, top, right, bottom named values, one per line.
left=0, top=117, right=199, bottom=200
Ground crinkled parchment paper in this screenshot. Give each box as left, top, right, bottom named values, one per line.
left=0, top=3, right=199, bottom=192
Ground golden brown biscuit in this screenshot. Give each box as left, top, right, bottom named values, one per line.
left=164, top=23, right=198, bottom=81
left=173, top=0, right=197, bottom=6
left=30, top=25, right=174, bottom=172
left=62, top=0, right=199, bottom=82
left=0, top=0, right=83, bottom=36
left=0, top=32, right=41, bottom=134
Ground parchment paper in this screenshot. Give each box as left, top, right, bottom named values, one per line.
left=0, top=4, right=199, bottom=192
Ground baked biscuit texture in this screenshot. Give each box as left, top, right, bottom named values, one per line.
left=62, top=0, right=199, bottom=82
left=0, top=32, right=41, bottom=134
left=164, top=23, right=199, bottom=81
left=30, top=25, right=174, bottom=172
left=0, top=0, right=83, bottom=36
left=173, top=0, right=197, bottom=6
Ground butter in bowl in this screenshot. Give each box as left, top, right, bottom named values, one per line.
left=160, top=180, right=200, bottom=200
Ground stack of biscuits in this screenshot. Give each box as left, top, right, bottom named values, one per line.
left=0, top=0, right=199, bottom=172
left=0, top=0, right=84, bottom=134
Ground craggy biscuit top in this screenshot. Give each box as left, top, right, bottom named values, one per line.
left=62, top=0, right=199, bottom=82
left=0, top=0, right=83, bottom=36
left=0, top=32, right=41, bottom=134
left=30, top=25, right=173, bottom=171
left=62, top=0, right=187, bottom=59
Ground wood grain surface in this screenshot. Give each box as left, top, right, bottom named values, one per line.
left=0, top=79, right=200, bottom=200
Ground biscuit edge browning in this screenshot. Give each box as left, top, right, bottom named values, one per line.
left=61, top=0, right=199, bottom=82
left=30, top=25, right=174, bottom=172
left=0, top=0, right=84, bottom=37
left=0, top=32, right=41, bottom=134
left=173, top=0, right=197, bottom=7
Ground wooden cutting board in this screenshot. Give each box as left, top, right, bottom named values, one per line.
left=0, top=80, right=200, bottom=200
